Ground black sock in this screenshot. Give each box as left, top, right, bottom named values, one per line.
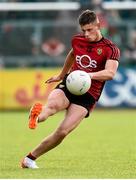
left=27, top=152, right=36, bottom=160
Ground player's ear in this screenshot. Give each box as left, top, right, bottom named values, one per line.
left=97, top=22, right=101, bottom=29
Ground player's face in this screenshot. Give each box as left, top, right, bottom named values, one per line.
left=81, top=23, right=101, bottom=42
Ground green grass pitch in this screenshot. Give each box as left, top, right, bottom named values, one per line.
left=0, top=109, right=136, bottom=178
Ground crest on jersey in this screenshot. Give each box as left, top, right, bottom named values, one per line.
left=97, top=48, right=102, bottom=55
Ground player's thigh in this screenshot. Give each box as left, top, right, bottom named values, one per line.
left=57, top=103, right=88, bottom=133
left=47, top=88, right=70, bottom=109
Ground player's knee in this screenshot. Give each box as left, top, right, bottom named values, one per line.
left=47, top=100, right=61, bottom=112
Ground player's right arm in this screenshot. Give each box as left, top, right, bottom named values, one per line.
left=45, top=49, right=75, bottom=83
left=89, top=59, right=119, bottom=81
left=89, top=42, right=120, bottom=82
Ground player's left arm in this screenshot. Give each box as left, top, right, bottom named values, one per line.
left=89, top=59, right=119, bottom=81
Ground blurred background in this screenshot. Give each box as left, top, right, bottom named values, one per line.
left=0, top=0, right=136, bottom=110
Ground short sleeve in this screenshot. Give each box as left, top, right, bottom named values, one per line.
left=106, top=45, right=120, bottom=61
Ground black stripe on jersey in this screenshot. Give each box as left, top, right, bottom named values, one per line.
left=109, top=42, right=118, bottom=59
left=102, top=38, right=119, bottom=60
left=103, top=38, right=116, bottom=59
left=113, top=46, right=120, bottom=60
left=105, top=39, right=120, bottom=60
left=111, top=45, right=117, bottom=59
left=102, top=39, right=113, bottom=59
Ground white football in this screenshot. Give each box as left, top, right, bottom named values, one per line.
left=66, top=70, right=91, bottom=95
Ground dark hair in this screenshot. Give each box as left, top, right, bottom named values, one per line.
left=78, top=10, right=97, bottom=26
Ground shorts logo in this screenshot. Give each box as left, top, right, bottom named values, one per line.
left=59, top=84, right=65, bottom=88
left=76, top=55, right=97, bottom=68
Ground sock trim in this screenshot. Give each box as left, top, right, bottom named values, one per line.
left=27, top=152, right=36, bottom=160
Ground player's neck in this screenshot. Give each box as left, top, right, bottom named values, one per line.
left=95, top=33, right=103, bottom=42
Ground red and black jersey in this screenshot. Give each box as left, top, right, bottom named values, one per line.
left=71, top=35, right=120, bottom=101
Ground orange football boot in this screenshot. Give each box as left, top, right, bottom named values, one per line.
left=29, top=103, right=42, bottom=129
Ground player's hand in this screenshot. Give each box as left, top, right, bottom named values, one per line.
left=45, top=75, right=62, bottom=83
